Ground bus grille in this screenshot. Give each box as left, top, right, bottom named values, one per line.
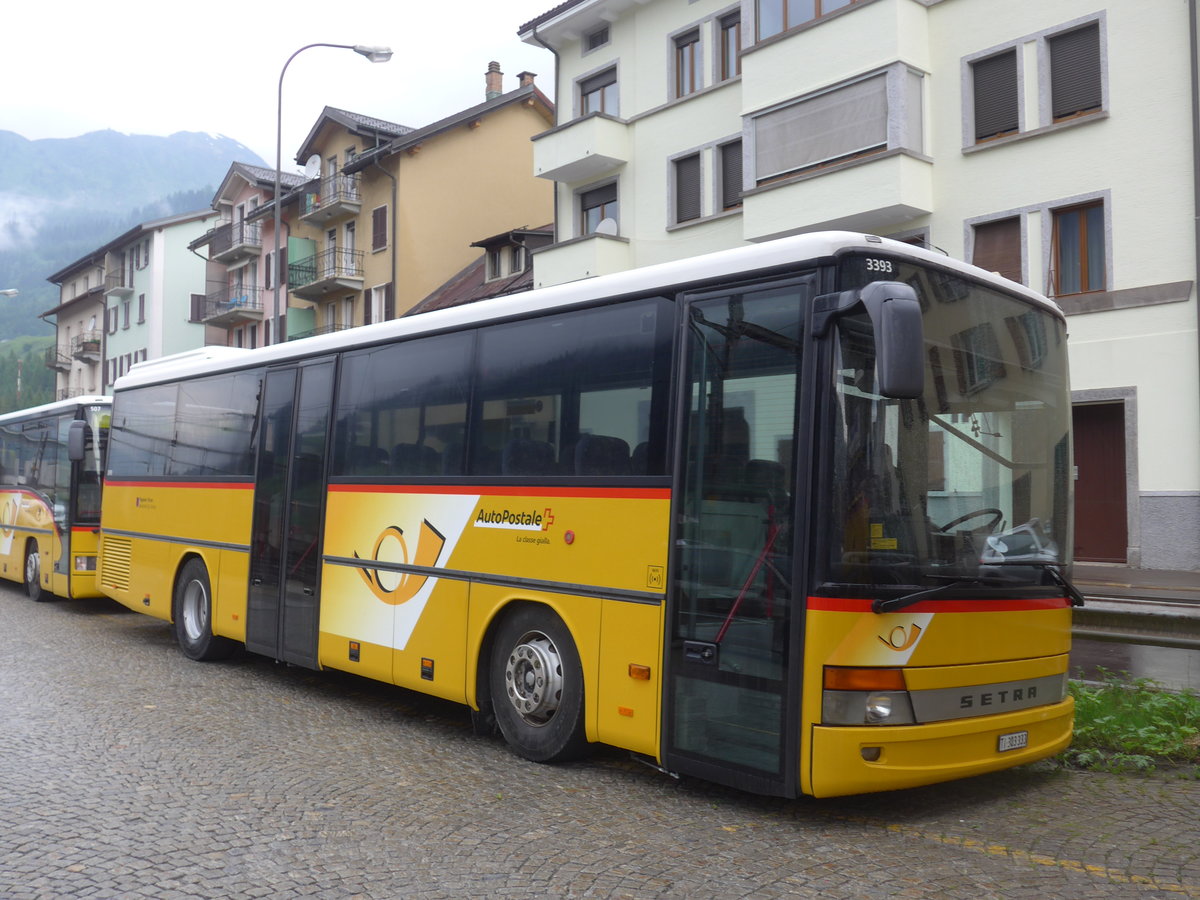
left=100, top=535, right=132, bottom=592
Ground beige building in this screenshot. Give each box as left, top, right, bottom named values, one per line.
left=282, top=64, right=554, bottom=338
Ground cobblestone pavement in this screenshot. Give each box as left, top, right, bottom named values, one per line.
left=2, top=581, right=1198, bottom=899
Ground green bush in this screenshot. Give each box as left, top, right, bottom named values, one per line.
left=1063, top=668, right=1200, bottom=773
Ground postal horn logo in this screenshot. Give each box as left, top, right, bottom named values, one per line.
left=354, top=519, right=446, bottom=605
left=879, top=623, right=923, bottom=652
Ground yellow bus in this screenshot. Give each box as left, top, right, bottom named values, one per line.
left=0, top=395, right=110, bottom=601
left=98, top=232, right=1080, bottom=797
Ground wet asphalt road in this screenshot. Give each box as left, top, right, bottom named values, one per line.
left=2, top=581, right=1198, bottom=899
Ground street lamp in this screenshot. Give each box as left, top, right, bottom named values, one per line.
left=272, top=43, right=393, bottom=346
left=0, top=289, right=18, bottom=297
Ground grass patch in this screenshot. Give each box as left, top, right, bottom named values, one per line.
left=1063, top=668, right=1200, bottom=774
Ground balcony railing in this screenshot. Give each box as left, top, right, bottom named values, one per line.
left=198, top=285, right=264, bottom=326
left=210, top=219, right=263, bottom=263
left=289, top=247, right=364, bottom=299
left=45, top=346, right=72, bottom=372
left=105, top=270, right=133, bottom=296
left=288, top=323, right=352, bottom=341
left=299, top=173, right=362, bottom=224
left=57, top=387, right=86, bottom=401
left=71, top=330, right=102, bottom=361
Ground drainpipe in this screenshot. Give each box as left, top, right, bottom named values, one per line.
left=1191, top=0, right=1200, bottom=430
left=529, top=23, right=561, bottom=244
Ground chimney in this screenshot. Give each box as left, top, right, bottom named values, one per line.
left=485, top=61, right=503, bottom=100
left=517, top=71, right=537, bottom=88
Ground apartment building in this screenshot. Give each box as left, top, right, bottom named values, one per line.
left=44, top=209, right=218, bottom=394
left=518, top=0, right=1200, bottom=571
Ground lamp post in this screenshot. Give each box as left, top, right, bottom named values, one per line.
left=271, top=43, right=393, bottom=346
left=0, top=289, right=17, bottom=297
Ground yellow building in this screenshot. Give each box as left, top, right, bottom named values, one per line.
left=284, top=64, right=554, bottom=335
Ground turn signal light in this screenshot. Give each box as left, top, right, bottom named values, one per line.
left=823, top=666, right=906, bottom=691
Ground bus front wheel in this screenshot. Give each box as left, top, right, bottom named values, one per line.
left=489, top=606, right=590, bottom=763
left=24, top=541, right=46, bottom=602
left=172, top=559, right=235, bottom=662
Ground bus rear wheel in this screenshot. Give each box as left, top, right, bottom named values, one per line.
left=24, top=541, right=46, bottom=602
left=489, top=605, right=590, bottom=763
left=173, top=559, right=235, bottom=661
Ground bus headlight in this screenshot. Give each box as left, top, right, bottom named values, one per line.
left=822, top=667, right=917, bottom=726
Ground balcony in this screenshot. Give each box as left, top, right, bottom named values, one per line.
left=57, top=387, right=86, bottom=401
left=299, top=174, right=362, bottom=225
left=741, top=151, right=934, bottom=242
left=289, top=323, right=352, bottom=342
left=198, top=285, right=265, bottom=327
left=71, top=331, right=102, bottom=362
left=105, top=270, right=133, bottom=297
left=531, top=234, right=633, bottom=289
left=45, top=346, right=72, bottom=373
left=209, top=220, right=263, bottom=264
left=289, top=247, right=364, bottom=300
left=533, top=114, right=630, bottom=183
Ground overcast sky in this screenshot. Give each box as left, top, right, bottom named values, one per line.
left=3, top=0, right=557, bottom=168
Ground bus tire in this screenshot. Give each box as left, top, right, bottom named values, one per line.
left=173, top=558, right=235, bottom=662
left=24, top=541, right=47, bottom=602
left=489, top=605, right=590, bottom=763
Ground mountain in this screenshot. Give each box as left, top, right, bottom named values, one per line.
left=0, top=129, right=266, bottom=342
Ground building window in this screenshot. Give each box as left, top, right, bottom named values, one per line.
left=1053, top=201, right=1105, bottom=296
left=486, top=247, right=503, bottom=281
left=719, top=140, right=744, bottom=210
left=580, top=183, right=619, bottom=235
left=675, top=30, right=701, bottom=98
left=122, top=300, right=131, bottom=329
left=757, top=0, right=858, bottom=41
left=510, top=245, right=525, bottom=274
left=137, top=294, right=145, bottom=324
left=580, top=67, right=618, bottom=116
left=372, top=206, right=387, bottom=251
left=971, top=217, right=1022, bottom=283
left=753, top=72, right=890, bottom=182
left=585, top=26, right=609, bottom=52
left=720, top=14, right=741, bottom=81
left=1049, top=22, right=1101, bottom=122
left=972, top=49, right=1018, bottom=142
left=674, top=154, right=702, bottom=224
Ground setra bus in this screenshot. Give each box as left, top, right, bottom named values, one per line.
left=0, top=395, right=110, bottom=601
left=98, top=232, right=1080, bottom=798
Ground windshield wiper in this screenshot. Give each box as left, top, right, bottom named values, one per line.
left=873, top=579, right=984, bottom=614
left=873, top=564, right=1087, bottom=615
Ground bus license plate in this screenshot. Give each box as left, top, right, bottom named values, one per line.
left=998, top=731, right=1028, bottom=752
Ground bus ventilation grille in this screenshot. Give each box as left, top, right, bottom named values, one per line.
left=100, top=536, right=132, bottom=592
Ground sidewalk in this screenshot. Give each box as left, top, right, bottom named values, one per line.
left=1073, top=562, right=1200, bottom=603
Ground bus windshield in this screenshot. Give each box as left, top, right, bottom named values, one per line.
left=823, top=258, right=1071, bottom=591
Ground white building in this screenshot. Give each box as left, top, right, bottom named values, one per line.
left=520, top=0, right=1200, bottom=571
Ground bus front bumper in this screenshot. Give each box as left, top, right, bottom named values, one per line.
left=808, top=697, right=1074, bottom=798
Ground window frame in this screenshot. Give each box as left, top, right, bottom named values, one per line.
left=578, top=66, right=619, bottom=117
left=719, top=13, right=742, bottom=82
left=673, top=152, right=702, bottom=224
left=1051, top=199, right=1106, bottom=297
left=579, top=181, right=620, bottom=236
left=755, top=0, right=862, bottom=42
left=674, top=29, right=702, bottom=99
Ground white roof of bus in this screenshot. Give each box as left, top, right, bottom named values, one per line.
left=0, top=395, right=110, bottom=426
left=113, top=231, right=1062, bottom=392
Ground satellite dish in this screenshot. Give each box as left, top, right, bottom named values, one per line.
left=594, top=217, right=618, bottom=236
left=303, top=154, right=321, bottom=179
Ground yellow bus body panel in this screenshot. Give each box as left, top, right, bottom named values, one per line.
left=0, top=489, right=103, bottom=598
left=99, top=481, right=253, bottom=628
left=801, top=602, right=1074, bottom=797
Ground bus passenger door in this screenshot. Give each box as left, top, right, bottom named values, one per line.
left=664, top=277, right=812, bottom=797
left=246, top=359, right=335, bottom=668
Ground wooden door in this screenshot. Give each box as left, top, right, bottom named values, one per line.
left=1072, top=403, right=1127, bottom=562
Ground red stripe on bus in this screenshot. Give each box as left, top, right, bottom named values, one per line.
left=327, top=483, right=672, bottom=500
left=104, top=480, right=253, bottom=490
left=807, top=596, right=1072, bottom=613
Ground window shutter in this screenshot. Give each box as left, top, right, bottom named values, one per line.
left=364, top=294, right=372, bottom=326
left=189, top=293, right=204, bottom=323
left=972, top=218, right=1022, bottom=283
left=675, top=154, right=701, bottom=223
left=372, top=206, right=387, bottom=251
left=384, top=283, right=395, bottom=321
left=1050, top=24, right=1101, bottom=120
left=721, top=141, right=743, bottom=209
left=972, top=50, right=1018, bottom=141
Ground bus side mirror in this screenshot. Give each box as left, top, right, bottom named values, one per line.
left=68, top=420, right=89, bottom=462
left=860, top=281, right=924, bottom=399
